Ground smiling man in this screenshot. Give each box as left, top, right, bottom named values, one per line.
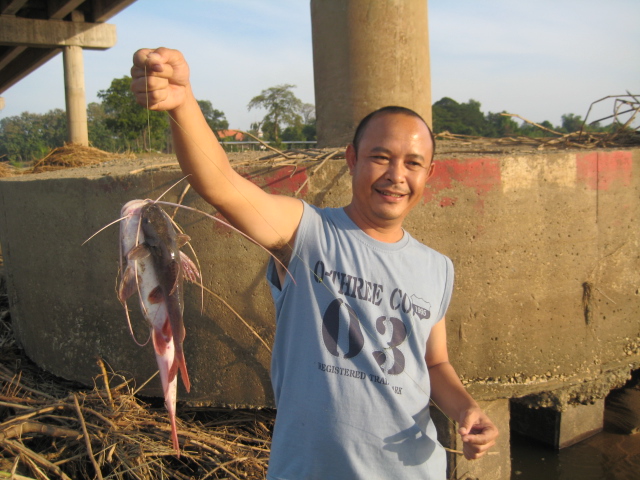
left=132, top=47, right=498, bottom=480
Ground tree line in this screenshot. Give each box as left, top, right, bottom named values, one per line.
left=0, top=77, right=317, bottom=165
left=0, top=75, right=611, bottom=165
left=431, top=97, right=611, bottom=138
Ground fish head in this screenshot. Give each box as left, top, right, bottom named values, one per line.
left=140, top=203, right=176, bottom=248
left=121, top=199, right=148, bottom=218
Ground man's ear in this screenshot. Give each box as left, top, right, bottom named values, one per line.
left=346, top=144, right=357, bottom=175
left=425, top=161, right=436, bottom=184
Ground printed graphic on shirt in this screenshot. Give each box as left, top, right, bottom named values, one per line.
left=313, top=259, right=435, bottom=394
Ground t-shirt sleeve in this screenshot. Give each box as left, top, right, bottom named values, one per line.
left=435, top=255, right=454, bottom=322
left=266, top=200, right=312, bottom=299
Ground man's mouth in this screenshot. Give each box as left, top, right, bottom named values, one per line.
left=376, top=188, right=407, bottom=198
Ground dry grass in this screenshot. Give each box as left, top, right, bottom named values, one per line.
left=0, top=261, right=274, bottom=480
left=28, top=144, right=133, bottom=174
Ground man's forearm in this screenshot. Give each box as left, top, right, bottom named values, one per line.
left=428, top=361, right=479, bottom=422
left=169, top=89, right=236, bottom=206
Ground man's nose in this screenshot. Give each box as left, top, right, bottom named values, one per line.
left=386, top=161, right=406, bottom=183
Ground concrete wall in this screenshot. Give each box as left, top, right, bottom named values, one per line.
left=0, top=149, right=638, bottom=409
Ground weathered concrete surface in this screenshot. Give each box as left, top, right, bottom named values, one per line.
left=0, top=147, right=639, bottom=413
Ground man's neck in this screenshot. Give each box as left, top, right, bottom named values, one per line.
left=343, top=204, right=405, bottom=243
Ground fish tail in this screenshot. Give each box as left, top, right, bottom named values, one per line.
left=172, top=346, right=191, bottom=393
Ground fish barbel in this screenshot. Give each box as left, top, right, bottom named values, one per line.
left=118, top=199, right=199, bottom=455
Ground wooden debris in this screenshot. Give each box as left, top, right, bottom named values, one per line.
left=0, top=279, right=274, bottom=479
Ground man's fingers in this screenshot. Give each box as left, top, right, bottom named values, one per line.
left=462, top=433, right=496, bottom=460
left=130, top=74, right=170, bottom=108
left=461, top=424, right=498, bottom=443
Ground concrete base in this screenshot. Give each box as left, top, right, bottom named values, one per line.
left=0, top=147, right=638, bottom=408
left=432, top=399, right=510, bottom=480
left=511, top=399, right=604, bottom=450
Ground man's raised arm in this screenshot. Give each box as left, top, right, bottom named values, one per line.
left=130, top=48, right=303, bottom=253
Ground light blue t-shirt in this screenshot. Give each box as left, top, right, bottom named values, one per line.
left=266, top=201, right=453, bottom=480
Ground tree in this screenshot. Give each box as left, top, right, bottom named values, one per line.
left=247, top=84, right=303, bottom=142
left=0, top=109, right=66, bottom=164
left=560, top=113, right=584, bottom=133
left=432, top=97, right=488, bottom=136
left=87, top=102, right=119, bottom=151
left=485, top=111, right=520, bottom=137
left=197, top=100, right=229, bottom=133
left=300, top=103, right=316, bottom=125
left=97, top=76, right=169, bottom=151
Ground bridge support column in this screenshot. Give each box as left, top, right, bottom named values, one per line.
left=63, top=10, right=89, bottom=146
left=310, top=0, right=433, bottom=147
left=63, top=45, right=88, bottom=146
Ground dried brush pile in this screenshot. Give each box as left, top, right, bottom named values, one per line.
left=29, top=144, right=133, bottom=174
left=0, top=163, right=21, bottom=179
left=0, top=263, right=274, bottom=480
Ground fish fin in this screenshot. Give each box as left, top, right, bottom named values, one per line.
left=168, top=357, right=179, bottom=384
left=118, top=266, right=138, bottom=303
left=151, top=318, right=171, bottom=356
left=148, top=285, right=164, bottom=305
left=168, top=260, right=181, bottom=295
left=180, top=251, right=201, bottom=283
left=176, top=233, right=191, bottom=248
left=127, top=243, right=150, bottom=261
left=174, top=347, right=191, bottom=393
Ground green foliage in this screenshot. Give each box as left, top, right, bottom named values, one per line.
left=0, top=109, right=67, bottom=165
left=433, top=97, right=488, bottom=136
left=97, top=76, right=169, bottom=151
left=485, top=111, right=521, bottom=137
left=247, top=84, right=304, bottom=141
left=560, top=113, right=584, bottom=133
left=87, top=102, right=119, bottom=151
left=431, top=96, right=611, bottom=138
left=198, top=100, right=229, bottom=133
left=0, top=77, right=231, bottom=158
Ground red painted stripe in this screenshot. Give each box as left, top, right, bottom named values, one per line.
left=424, top=157, right=501, bottom=204
left=246, top=166, right=310, bottom=196
left=576, top=151, right=633, bottom=190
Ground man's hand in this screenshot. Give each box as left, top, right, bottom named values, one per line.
left=458, top=407, right=499, bottom=460
left=130, top=47, right=191, bottom=111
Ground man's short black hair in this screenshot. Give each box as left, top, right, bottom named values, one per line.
left=352, top=106, right=436, bottom=161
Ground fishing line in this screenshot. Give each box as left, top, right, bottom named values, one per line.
left=144, top=64, right=152, bottom=151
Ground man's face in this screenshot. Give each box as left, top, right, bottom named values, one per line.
left=346, top=113, right=435, bottom=231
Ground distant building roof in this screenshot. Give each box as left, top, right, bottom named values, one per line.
left=217, top=130, right=244, bottom=141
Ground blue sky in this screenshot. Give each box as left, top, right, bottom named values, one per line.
left=1, top=0, right=638, bottom=130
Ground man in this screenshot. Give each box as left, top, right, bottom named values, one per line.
left=131, top=47, right=498, bottom=479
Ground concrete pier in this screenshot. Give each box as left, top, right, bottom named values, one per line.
left=63, top=44, right=89, bottom=146
left=311, top=0, right=433, bottom=147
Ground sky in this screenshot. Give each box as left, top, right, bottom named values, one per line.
left=1, top=0, right=639, bottom=130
